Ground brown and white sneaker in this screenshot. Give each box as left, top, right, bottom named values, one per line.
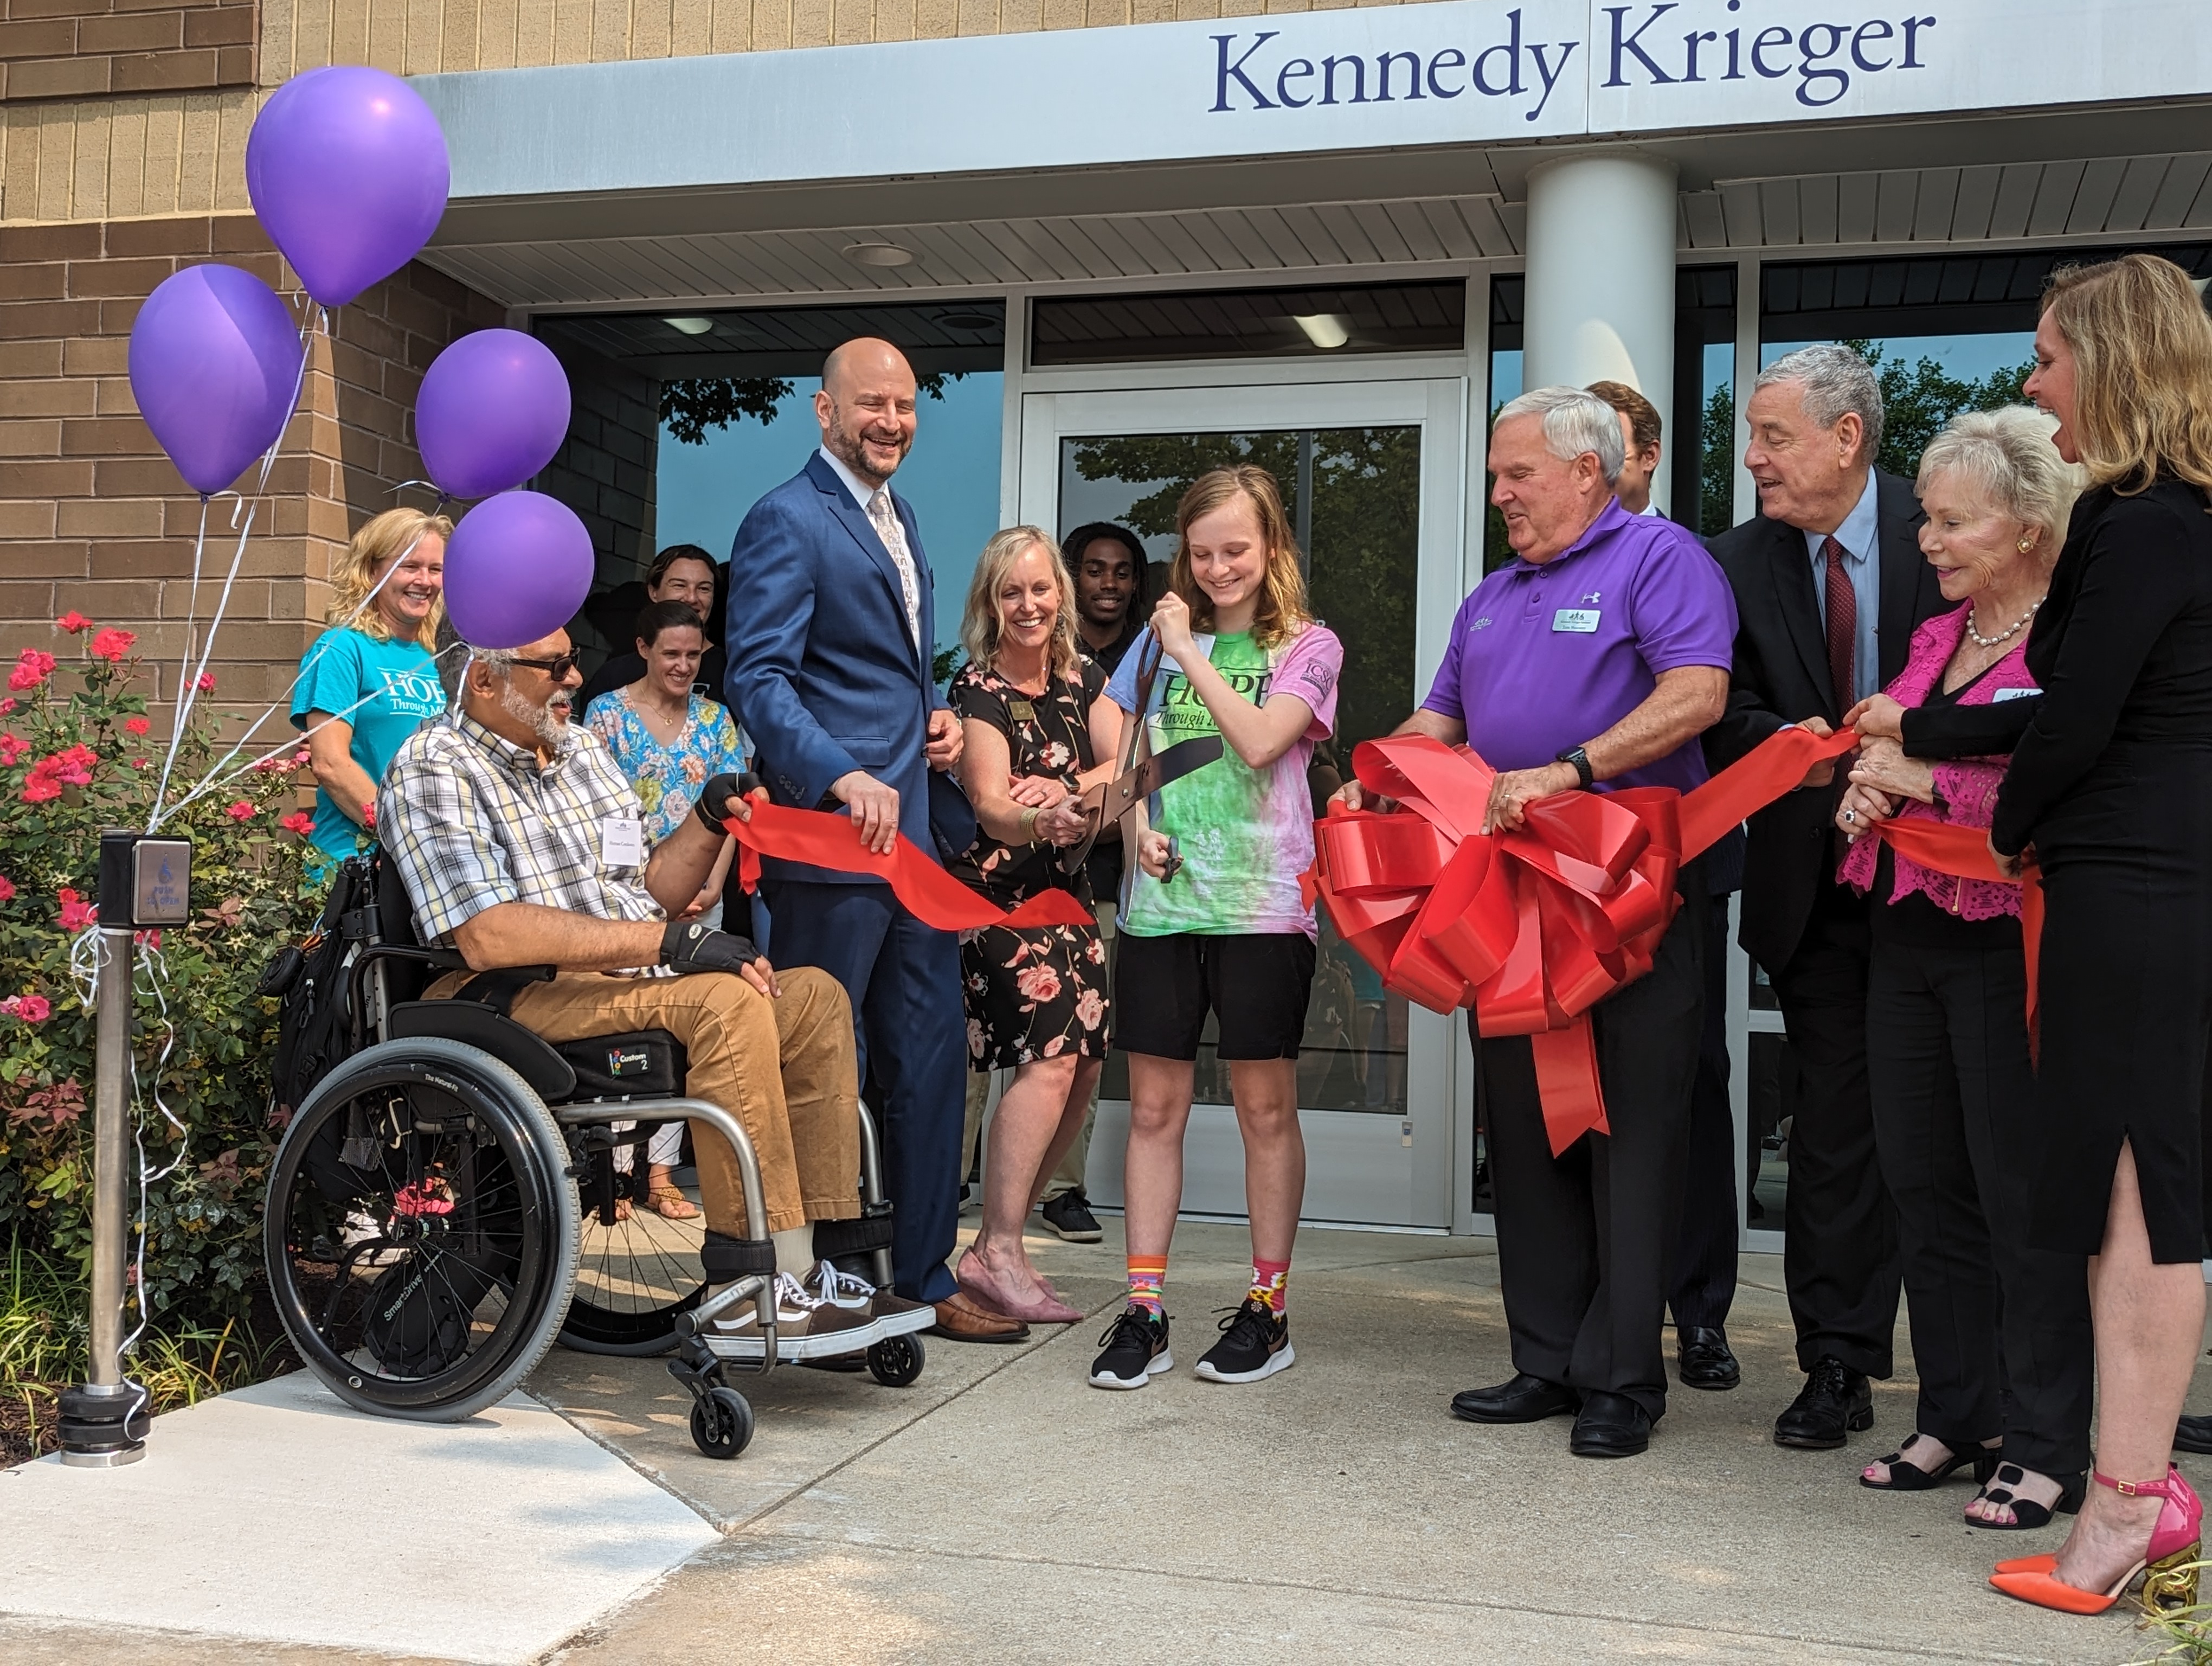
left=807, top=1260, right=933, bottom=1329
left=712, top=1272, right=877, bottom=1351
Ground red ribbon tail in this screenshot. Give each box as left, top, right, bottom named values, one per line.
left=1531, top=1018, right=1608, bottom=1157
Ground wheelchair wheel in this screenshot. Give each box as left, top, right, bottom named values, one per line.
left=558, top=1125, right=706, bottom=1357
left=867, top=1332, right=925, bottom=1388
left=689, top=1385, right=754, bottom=1459
left=264, top=1036, right=580, bottom=1421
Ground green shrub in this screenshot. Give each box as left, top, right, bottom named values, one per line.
left=0, top=616, right=320, bottom=1337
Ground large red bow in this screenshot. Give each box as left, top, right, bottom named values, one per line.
left=1306, top=725, right=1862, bottom=1156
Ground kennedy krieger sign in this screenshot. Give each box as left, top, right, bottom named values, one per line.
left=419, top=0, right=2212, bottom=199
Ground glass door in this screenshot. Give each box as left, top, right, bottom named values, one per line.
left=1018, top=380, right=1467, bottom=1228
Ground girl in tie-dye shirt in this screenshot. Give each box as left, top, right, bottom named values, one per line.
left=1089, top=464, right=1342, bottom=1396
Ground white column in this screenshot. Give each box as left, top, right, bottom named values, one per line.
left=1521, top=151, right=1680, bottom=513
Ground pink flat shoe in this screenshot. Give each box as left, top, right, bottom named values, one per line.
left=956, top=1248, right=1081, bottom=1324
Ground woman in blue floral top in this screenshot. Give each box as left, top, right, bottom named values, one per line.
left=584, top=600, right=747, bottom=1220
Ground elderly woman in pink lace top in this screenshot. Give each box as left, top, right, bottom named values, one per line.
left=1836, top=407, right=2092, bottom=1536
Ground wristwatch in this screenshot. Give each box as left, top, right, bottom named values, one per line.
left=1555, top=745, right=1594, bottom=790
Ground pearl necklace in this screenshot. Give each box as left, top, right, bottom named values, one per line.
left=1964, top=595, right=2043, bottom=650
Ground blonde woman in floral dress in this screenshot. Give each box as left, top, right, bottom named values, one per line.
left=948, top=527, right=1122, bottom=1324
left=584, top=598, right=746, bottom=1220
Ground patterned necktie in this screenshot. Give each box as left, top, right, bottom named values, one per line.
left=1822, top=534, right=1856, bottom=716
left=866, top=487, right=922, bottom=651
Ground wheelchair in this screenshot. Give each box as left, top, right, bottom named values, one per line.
left=260, top=850, right=929, bottom=1459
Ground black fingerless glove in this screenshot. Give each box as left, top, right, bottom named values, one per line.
left=661, top=919, right=766, bottom=975
left=692, top=771, right=762, bottom=835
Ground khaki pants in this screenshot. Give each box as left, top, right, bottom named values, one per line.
left=429, top=966, right=861, bottom=1240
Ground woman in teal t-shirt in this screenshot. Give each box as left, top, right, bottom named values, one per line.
left=291, top=508, right=452, bottom=878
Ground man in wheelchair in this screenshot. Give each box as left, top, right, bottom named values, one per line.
left=379, top=627, right=927, bottom=1343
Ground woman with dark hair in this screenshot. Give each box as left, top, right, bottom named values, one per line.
left=580, top=544, right=726, bottom=709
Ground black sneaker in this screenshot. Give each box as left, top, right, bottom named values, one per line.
left=1088, top=1305, right=1172, bottom=1389
left=1038, top=1188, right=1103, bottom=1242
left=1193, top=1298, right=1295, bottom=1384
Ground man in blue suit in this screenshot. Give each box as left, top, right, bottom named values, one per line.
left=726, top=338, right=1025, bottom=1341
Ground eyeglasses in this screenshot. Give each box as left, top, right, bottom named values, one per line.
left=507, top=651, right=581, bottom=682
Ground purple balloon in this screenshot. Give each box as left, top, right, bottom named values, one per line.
left=415, top=330, right=572, bottom=499
left=445, top=491, right=594, bottom=650
left=127, top=264, right=304, bottom=497
left=246, top=66, right=449, bottom=308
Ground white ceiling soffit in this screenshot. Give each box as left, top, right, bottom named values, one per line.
left=421, top=154, right=2212, bottom=308
left=1684, top=152, right=2212, bottom=250
left=422, top=195, right=1532, bottom=308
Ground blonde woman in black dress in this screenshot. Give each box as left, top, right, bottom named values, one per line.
left=947, top=527, right=1123, bottom=1325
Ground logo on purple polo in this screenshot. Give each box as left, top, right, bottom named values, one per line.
left=1581, top=591, right=1602, bottom=606
left=1472, top=617, right=1493, bottom=630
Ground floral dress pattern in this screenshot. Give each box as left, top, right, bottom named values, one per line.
left=583, top=688, right=744, bottom=844
left=949, top=658, right=1109, bottom=1070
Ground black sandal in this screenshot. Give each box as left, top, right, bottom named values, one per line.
left=1966, top=1463, right=2088, bottom=1530
left=1859, top=1434, right=2001, bottom=1492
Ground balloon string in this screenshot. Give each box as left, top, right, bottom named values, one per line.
left=149, top=497, right=256, bottom=829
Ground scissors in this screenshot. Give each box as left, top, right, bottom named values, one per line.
left=1054, top=634, right=1221, bottom=881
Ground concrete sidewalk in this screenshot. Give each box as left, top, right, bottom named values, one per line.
left=6, top=1220, right=2205, bottom=1663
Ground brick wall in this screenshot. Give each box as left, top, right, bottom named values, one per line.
left=0, top=0, right=256, bottom=102
left=0, top=212, right=503, bottom=717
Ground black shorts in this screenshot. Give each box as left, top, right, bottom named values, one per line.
left=1111, top=931, right=1317, bottom=1062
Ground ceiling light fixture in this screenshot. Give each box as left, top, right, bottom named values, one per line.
left=936, top=309, right=998, bottom=331
left=663, top=316, right=715, bottom=335
left=1291, top=313, right=1351, bottom=350
left=843, top=242, right=915, bottom=268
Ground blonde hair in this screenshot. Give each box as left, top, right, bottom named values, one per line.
left=329, top=507, right=452, bottom=646
left=1916, top=407, right=2085, bottom=552
left=2042, top=254, right=2212, bottom=496
left=1169, top=465, right=1313, bottom=652
left=961, top=526, right=1080, bottom=679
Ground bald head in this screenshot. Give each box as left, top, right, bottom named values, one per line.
left=815, top=338, right=918, bottom=489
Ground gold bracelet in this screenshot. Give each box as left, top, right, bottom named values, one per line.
left=1020, top=805, right=1040, bottom=844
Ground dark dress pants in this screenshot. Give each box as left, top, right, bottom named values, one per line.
left=764, top=879, right=964, bottom=1303
left=1669, top=888, right=1740, bottom=1334
left=1767, top=879, right=1901, bottom=1377
left=1866, top=932, right=2093, bottom=1475
left=1478, top=869, right=1705, bottom=1421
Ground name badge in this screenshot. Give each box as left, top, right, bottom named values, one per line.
left=1552, top=608, right=1602, bottom=634
left=1994, top=686, right=2042, bottom=702
left=1007, top=699, right=1035, bottom=722
left=601, top=815, right=645, bottom=868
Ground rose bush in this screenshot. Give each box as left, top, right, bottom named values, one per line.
left=0, top=616, right=319, bottom=1330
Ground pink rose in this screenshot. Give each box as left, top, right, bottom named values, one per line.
left=20, top=761, right=61, bottom=803
left=88, top=628, right=134, bottom=663
left=967, top=1018, right=986, bottom=1060
left=0, top=875, right=16, bottom=902
left=1015, top=963, right=1061, bottom=1005
left=54, top=612, right=92, bottom=635
left=224, top=800, right=255, bottom=822
left=57, top=888, right=95, bottom=931
left=196, top=671, right=215, bottom=693
left=124, top=716, right=150, bottom=736
left=18, top=995, right=50, bottom=1023
left=1075, top=988, right=1106, bottom=1030
left=280, top=810, right=314, bottom=837
left=1043, top=1035, right=1066, bottom=1058
left=9, top=650, right=56, bottom=692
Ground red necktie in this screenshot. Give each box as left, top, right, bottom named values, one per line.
left=1823, top=535, right=1856, bottom=716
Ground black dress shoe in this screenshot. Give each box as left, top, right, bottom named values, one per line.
left=1451, top=1372, right=1579, bottom=1425
left=2176, top=1415, right=2212, bottom=1456
left=1774, top=1355, right=1873, bottom=1449
left=1677, top=1327, right=1741, bottom=1392
left=1571, top=1391, right=1653, bottom=1458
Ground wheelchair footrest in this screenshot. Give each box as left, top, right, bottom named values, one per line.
left=703, top=1302, right=934, bottom=1364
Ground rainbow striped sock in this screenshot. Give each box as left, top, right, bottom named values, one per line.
left=1126, top=1254, right=1168, bottom=1316
left=1249, top=1258, right=1290, bottom=1314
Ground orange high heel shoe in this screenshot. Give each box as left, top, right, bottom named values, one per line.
left=1989, top=1466, right=2201, bottom=1614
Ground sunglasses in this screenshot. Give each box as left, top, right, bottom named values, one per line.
left=507, top=651, right=581, bottom=682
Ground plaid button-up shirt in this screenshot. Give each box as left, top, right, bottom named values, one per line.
left=381, top=712, right=666, bottom=954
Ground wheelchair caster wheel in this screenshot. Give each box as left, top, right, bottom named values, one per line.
left=689, top=1385, right=755, bottom=1459
left=867, top=1332, right=925, bottom=1388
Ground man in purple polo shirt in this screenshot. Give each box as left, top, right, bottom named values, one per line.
left=1341, top=386, right=1735, bottom=1458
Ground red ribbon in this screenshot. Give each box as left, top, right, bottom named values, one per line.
left=1307, top=726, right=1862, bottom=1156
left=722, top=800, right=1092, bottom=933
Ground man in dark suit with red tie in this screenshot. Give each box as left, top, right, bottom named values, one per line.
left=1705, top=344, right=1944, bottom=1449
